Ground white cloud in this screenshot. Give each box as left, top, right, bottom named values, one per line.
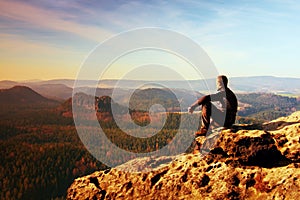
left=0, top=0, right=114, bottom=42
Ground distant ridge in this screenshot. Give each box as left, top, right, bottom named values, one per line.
left=0, top=86, right=58, bottom=105
left=1, top=76, right=300, bottom=97
left=30, top=84, right=73, bottom=101
left=230, top=76, right=300, bottom=93
left=0, top=80, right=18, bottom=89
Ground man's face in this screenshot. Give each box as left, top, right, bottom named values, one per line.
left=216, top=78, right=223, bottom=91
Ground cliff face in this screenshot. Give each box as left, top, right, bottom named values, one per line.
left=67, top=112, right=300, bottom=200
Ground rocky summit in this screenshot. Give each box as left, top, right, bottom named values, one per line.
left=67, top=112, right=300, bottom=200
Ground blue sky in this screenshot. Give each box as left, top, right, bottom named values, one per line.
left=0, top=0, right=300, bottom=80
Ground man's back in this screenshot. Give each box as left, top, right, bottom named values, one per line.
left=224, top=87, right=238, bottom=113
left=209, top=87, right=238, bottom=113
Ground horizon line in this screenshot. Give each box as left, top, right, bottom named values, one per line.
left=1, top=75, right=300, bottom=82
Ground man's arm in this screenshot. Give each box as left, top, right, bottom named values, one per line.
left=188, top=95, right=211, bottom=113
left=188, top=91, right=226, bottom=113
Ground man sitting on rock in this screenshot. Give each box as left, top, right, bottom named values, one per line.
left=188, top=75, right=238, bottom=136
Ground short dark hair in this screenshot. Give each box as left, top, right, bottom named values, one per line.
left=218, top=75, right=228, bottom=88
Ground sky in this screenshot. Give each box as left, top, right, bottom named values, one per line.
left=0, top=0, right=300, bottom=81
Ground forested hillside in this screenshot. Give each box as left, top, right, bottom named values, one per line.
left=0, top=104, right=106, bottom=199
left=0, top=87, right=299, bottom=199
left=0, top=96, right=197, bottom=199
left=237, top=93, right=299, bottom=122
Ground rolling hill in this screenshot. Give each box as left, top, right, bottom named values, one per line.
left=0, top=86, right=58, bottom=107
left=0, top=86, right=58, bottom=105
left=30, top=84, right=73, bottom=101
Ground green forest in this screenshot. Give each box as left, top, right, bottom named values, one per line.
left=236, top=93, right=299, bottom=123
left=0, top=104, right=197, bottom=199
left=0, top=105, right=108, bottom=200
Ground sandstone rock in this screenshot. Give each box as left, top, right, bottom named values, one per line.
left=67, top=112, right=300, bottom=200
left=264, top=111, right=300, bottom=162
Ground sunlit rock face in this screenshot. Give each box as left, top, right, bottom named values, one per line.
left=67, top=112, right=300, bottom=200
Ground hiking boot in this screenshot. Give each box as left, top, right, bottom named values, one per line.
left=192, top=140, right=201, bottom=154
left=193, top=143, right=200, bottom=154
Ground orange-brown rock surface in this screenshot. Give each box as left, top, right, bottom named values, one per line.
left=67, top=112, right=300, bottom=200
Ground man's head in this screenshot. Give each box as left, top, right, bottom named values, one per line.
left=216, top=75, right=228, bottom=91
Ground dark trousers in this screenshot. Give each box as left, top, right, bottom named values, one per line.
left=201, top=102, right=236, bottom=130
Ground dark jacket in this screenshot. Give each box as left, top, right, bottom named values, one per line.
left=194, top=87, right=238, bottom=114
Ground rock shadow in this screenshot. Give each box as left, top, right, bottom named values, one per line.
left=231, top=120, right=299, bottom=132
left=262, top=120, right=299, bottom=131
